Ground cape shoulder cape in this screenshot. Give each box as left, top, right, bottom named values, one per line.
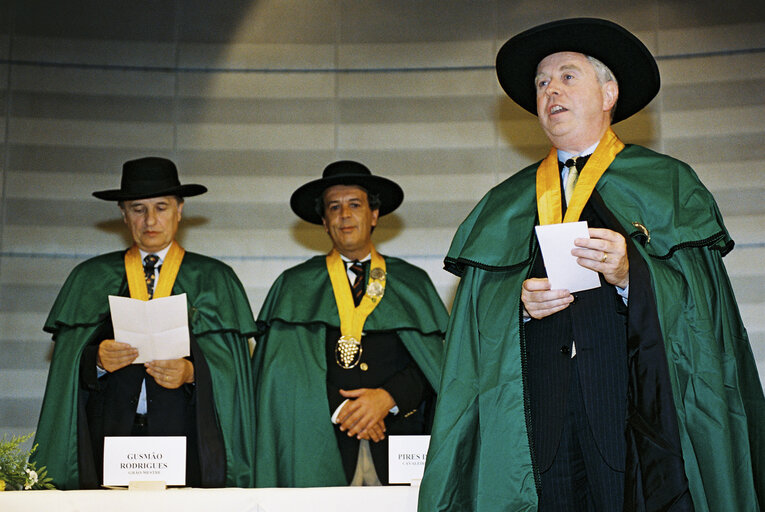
left=420, top=145, right=764, bottom=511
left=254, top=254, right=447, bottom=487
left=33, top=249, right=258, bottom=489
left=445, top=144, right=732, bottom=273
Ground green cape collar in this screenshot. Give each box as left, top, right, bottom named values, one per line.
left=446, top=145, right=732, bottom=274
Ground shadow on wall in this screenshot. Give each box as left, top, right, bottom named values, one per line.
left=495, top=96, right=549, bottom=162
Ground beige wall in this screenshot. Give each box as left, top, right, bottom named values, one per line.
left=1, top=0, right=763, bottom=440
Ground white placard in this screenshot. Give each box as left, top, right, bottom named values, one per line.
left=388, top=435, right=430, bottom=484
left=103, top=436, right=186, bottom=486
left=109, top=293, right=190, bottom=363
left=534, top=221, right=601, bottom=292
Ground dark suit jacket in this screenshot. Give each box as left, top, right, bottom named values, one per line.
left=325, top=326, right=433, bottom=484
left=78, top=320, right=222, bottom=488
left=523, top=201, right=629, bottom=473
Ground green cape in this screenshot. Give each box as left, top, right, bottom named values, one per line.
left=32, top=249, right=258, bottom=489
left=419, top=144, right=764, bottom=511
left=254, top=254, right=447, bottom=487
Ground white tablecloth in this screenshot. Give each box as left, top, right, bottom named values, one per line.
left=0, top=485, right=421, bottom=512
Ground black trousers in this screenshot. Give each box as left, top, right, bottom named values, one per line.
left=539, top=358, right=625, bottom=512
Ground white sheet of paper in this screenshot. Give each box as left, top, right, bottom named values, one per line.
left=103, top=436, right=186, bottom=486
left=535, top=221, right=601, bottom=293
left=109, top=293, right=190, bottom=364
left=388, top=435, right=430, bottom=485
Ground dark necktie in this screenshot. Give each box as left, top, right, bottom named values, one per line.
left=143, top=254, right=160, bottom=299
left=349, top=260, right=366, bottom=307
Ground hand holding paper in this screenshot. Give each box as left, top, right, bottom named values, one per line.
left=145, top=358, right=195, bottom=388
left=108, top=293, right=190, bottom=364
left=534, top=221, right=601, bottom=292
left=521, top=278, right=574, bottom=320
left=571, top=227, right=630, bottom=289
left=98, top=339, right=139, bottom=373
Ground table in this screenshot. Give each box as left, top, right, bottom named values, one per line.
left=0, top=485, right=421, bottom=511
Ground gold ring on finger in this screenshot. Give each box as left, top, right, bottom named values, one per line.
left=601, top=253, right=607, bottom=263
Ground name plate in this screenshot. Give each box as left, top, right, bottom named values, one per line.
left=388, top=435, right=430, bottom=485
left=103, top=436, right=186, bottom=487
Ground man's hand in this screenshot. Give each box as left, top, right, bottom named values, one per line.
left=521, top=278, right=574, bottom=320
left=145, top=358, right=194, bottom=389
left=97, top=339, right=138, bottom=373
left=336, top=388, right=395, bottom=440
left=357, top=419, right=387, bottom=443
left=572, top=228, right=629, bottom=289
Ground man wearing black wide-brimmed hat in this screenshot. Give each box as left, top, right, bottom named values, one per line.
left=421, top=18, right=763, bottom=511
left=254, top=160, right=446, bottom=487
left=32, top=157, right=258, bottom=489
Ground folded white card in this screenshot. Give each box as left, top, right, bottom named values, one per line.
left=535, top=221, right=601, bottom=293
left=108, top=293, right=190, bottom=364
left=103, top=436, right=186, bottom=486
left=388, top=435, right=430, bottom=484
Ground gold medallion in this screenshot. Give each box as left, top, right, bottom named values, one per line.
left=326, top=248, right=386, bottom=368
left=366, top=281, right=384, bottom=301
left=370, top=267, right=386, bottom=281
left=335, top=335, right=362, bottom=369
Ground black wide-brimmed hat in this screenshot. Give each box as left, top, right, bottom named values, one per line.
left=93, top=157, right=207, bottom=201
left=496, top=18, right=660, bottom=124
left=290, top=160, right=404, bottom=224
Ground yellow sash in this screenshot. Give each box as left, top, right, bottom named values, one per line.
left=124, top=242, right=185, bottom=300
left=326, top=246, right=387, bottom=343
left=536, top=128, right=625, bottom=225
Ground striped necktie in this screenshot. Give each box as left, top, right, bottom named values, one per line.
left=143, top=254, right=160, bottom=299
left=349, top=261, right=365, bottom=307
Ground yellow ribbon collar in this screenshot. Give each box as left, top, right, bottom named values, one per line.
left=536, top=128, right=625, bottom=225
left=326, top=246, right=387, bottom=343
left=125, top=242, right=186, bottom=300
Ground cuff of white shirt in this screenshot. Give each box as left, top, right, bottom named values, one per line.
left=616, top=283, right=629, bottom=305
left=330, top=399, right=399, bottom=424
left=331, top=399, right=350, bottom=424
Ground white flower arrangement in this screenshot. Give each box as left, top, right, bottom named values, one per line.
left=0, top=433, right=55, bottom=491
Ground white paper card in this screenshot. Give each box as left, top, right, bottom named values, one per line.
left=103, top=436, right=186, bottom=486
left=109, top=293, right=190, bottom=364
left=535, top=221, right=601, bottom=292
left=388, top=435, right=430, bottom=484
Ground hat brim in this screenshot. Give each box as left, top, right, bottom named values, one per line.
left=92, top=184, right=207, bottom=201
left=290, top=174, right=404, bottom=224
left=496, top=18, right=660, bottom=124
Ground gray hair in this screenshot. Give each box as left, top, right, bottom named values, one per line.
left=586, top=55, right=617, bottom=85
left=586, top=55, right=618, bottom=120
